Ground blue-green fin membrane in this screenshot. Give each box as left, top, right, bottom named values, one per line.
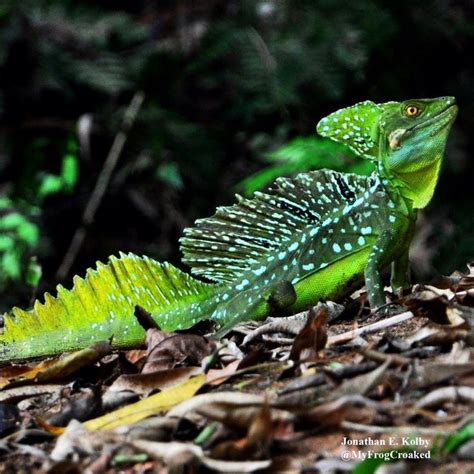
left=180, top=170, right=368, bottom=284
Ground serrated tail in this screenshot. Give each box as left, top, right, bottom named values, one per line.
left=0, top=253, right=214, bottom=363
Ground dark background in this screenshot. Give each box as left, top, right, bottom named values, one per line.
left=0, top=0, right=473, bottom=309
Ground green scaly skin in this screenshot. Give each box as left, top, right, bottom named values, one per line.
left=0, top=97, right=457, bottom=362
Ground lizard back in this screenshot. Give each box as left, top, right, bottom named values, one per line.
left=180, top=169, right=413, bottom=327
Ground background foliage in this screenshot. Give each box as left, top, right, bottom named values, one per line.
left=0, top=0, right=473, bottom=309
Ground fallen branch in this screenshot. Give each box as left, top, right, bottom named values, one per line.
left=416, top=386, right=474, bottom=408
left=327, top=311, right=415, bottom=346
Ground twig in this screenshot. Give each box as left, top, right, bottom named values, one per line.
left=415, top=386, right=474, bottom=408
left=327, top=311, right=415, bottom=346
left=56, top=92, right=145, bottom=280
left=361, top=348, right=410, bottom=367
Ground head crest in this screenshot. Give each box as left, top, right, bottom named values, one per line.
left=317, top=100, right=382, bottom=160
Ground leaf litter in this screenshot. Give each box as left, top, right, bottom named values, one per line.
left=0, top=266, right=474, bottom=472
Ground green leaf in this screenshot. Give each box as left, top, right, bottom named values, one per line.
left=156, top=162, right=184, bottom=190
left=0, top=235, right=15, bottom=252
left=61, top=153, right=79, bottom=191
left=1, top=250, right=21, bottom=280
left=38, top=175, right=64, bottom=198
left=0, top=213, right=28, bottom=230
left=0, top=205, right=38, bottom=287
left=238, top=136, right=374, bottom=195
left=441, top=421, right=474, bottom=454
left=37, top=148, right=79, bottom=198
left=16, top=221, right=39, bottom=246
left=25, top=258, right=42, bottom=288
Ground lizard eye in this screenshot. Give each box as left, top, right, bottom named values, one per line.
left=404, top=105, right=421, bottom=117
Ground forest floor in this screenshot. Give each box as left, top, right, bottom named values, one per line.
left=0, top=266, right=473, bottom=473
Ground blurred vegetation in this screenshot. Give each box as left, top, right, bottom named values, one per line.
left=238, top=137, right=374, bottom=195
left=0, top=0, right=473, bottom=308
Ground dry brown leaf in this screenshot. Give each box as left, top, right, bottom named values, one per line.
left=406, top=325, right=474, bottom=347
left=51, top=419, right=124, bottom=461
left=143, top=330, right=215, bottom=373
left=111, top=416, right=180, bottom=441
left=124, top=349, right=147, bottom=365
left=236, top=347, right=265, bottom=370
left=196, top=402, right=294, bottom=431
left=84, top=374, right=206, bottom=431
left=0, top=384, right=64, bottom=404
left=408, top=363, right=474, bottom=390
left=330, top=358, right=392, bottom=399
left=289, top=307, right=328, bottom=361
left=404, top=290, right=470, bottom=326
left=210, top=400, right=272, bottom=460
left=278, top=372, right=327, bottom=395
left=206, top=360, right=240, bottom=385
left=108, top=367, right=202, bottom=396
left=36, top=417, right=68, bottom=436
left=0, top=342, right=111, bottom=389
left=300, top=395, right=381, bottom=429
left=362, top=348, right=410, bottom=367
left=130, top=439, right=271, bottom=472
left=247, top=400, right=272, bottom=450
left=47, top=386, right=101, bottom=426
left=167, top=392, right=265, bottom=419
left=433, top=264, right=474, bottom=292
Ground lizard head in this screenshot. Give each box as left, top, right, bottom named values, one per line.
left=379, top=96, right=457, bottom=166
left=379, top=96, right=457, bottom=208
left=317, top=96, right=458, bottom=208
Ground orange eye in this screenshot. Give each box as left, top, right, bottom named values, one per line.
left=404, top=105, right=420, bottom=117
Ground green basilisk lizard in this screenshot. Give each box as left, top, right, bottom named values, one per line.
left=0, top=97, right=457, bottom=362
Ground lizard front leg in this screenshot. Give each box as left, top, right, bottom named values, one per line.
left=390, top=216, right=415, bottom=296
left=364, top=230, right=393, bottom=309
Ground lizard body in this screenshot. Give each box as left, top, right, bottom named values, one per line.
left=0, top=97, right=457, bottom=362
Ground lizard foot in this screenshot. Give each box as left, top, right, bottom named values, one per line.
left=373, top=302, right=407, bottom=317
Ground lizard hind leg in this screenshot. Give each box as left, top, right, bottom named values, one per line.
left=214, top=280, right=297, bottom=337
left=266, top=280, right=297, bottom=313
left=364, top=230, right=392, bottom=310
left=367, top=238, right=411, bottom=316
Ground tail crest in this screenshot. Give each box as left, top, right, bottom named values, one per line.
left=0, top=253, right=213, bottom=362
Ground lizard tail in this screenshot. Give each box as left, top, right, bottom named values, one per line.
left=0, top=253, right=214, bottom=363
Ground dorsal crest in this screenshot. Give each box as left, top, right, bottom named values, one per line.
left=317, top=100, right=382, bottom=160
left=180, top=170, right=368, bottom=284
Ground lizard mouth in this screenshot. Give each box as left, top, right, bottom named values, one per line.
left=409, top=101, right=458, bottom=133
